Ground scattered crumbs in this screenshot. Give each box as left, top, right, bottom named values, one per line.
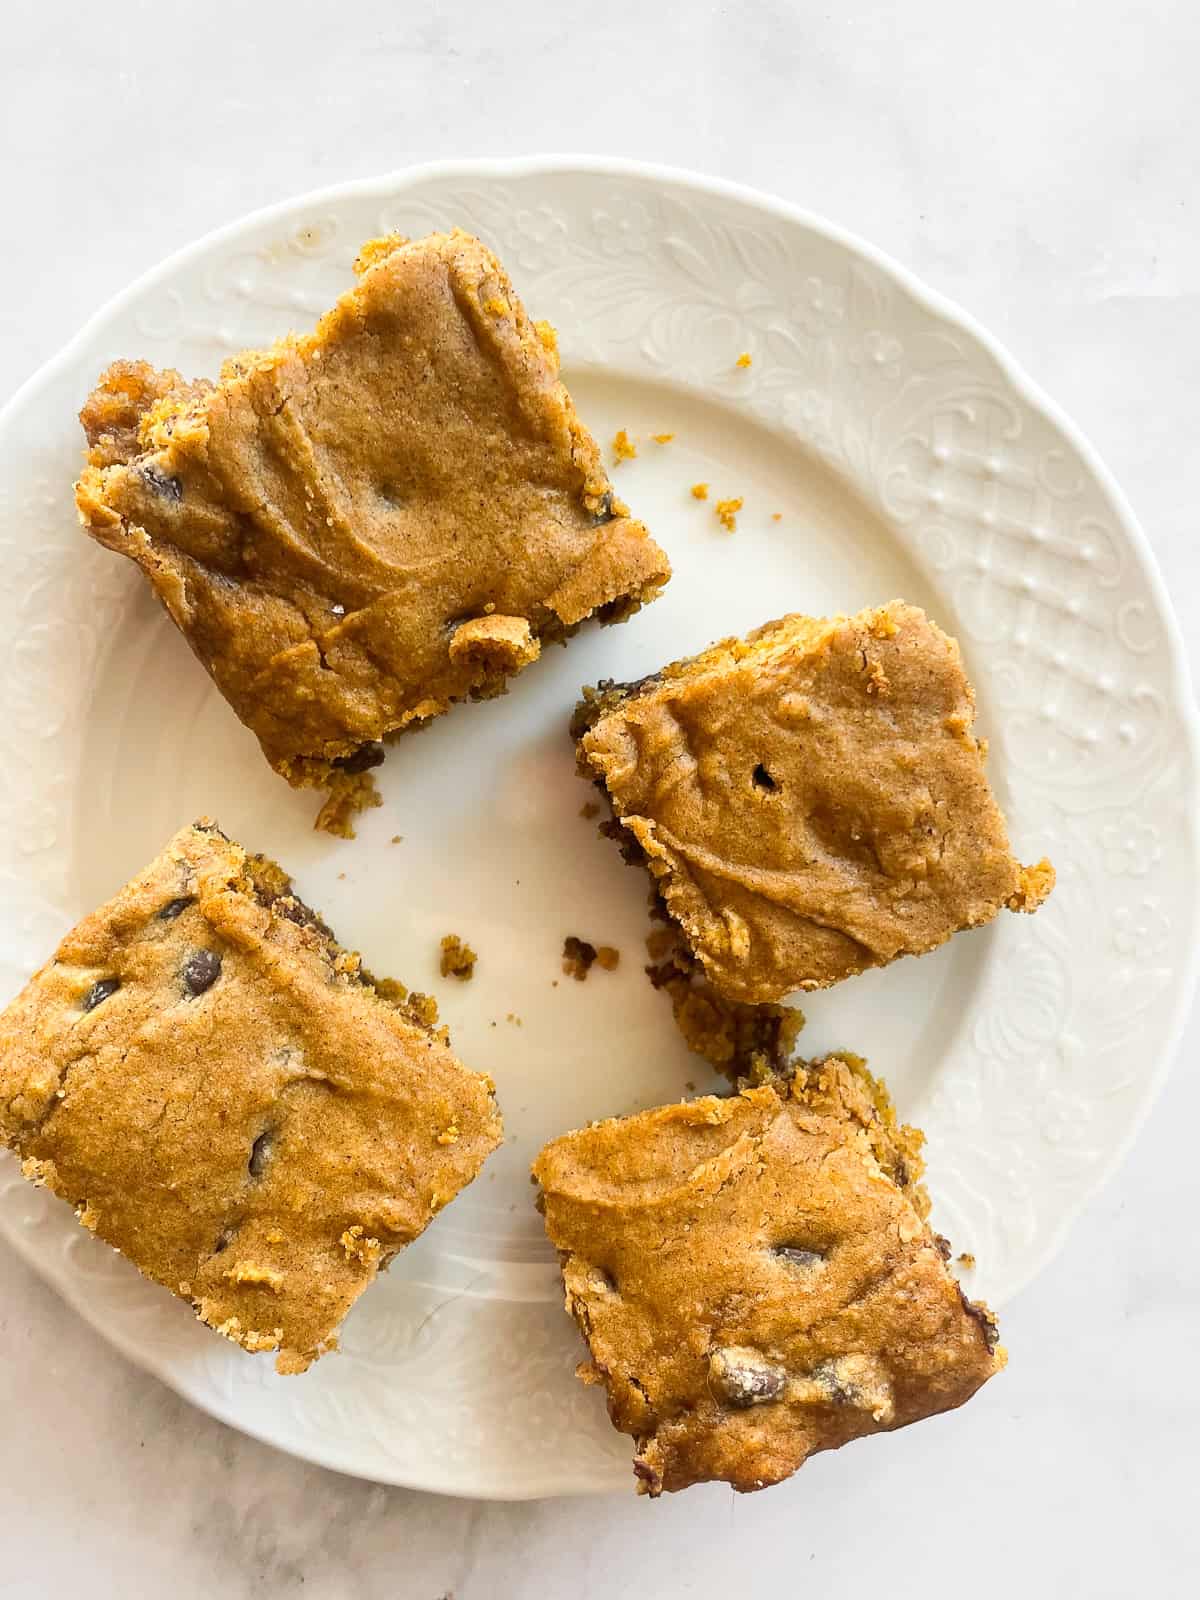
left=652, top=432, right=675, bottom=444
left=958, top=1252, right=976, bottom=1270
left=551, top=979, right=559, bottom=987
left=489, top=1020, right=497, bottom=1028
left=715, top=496, right=743, bottom=532
left=563, top=936, right=619, bottom=980
left=439, top=933, right=477, bottom=981
left=505, top=1012, right=523, bottom=1026
left=690, top=481, right=709, bottom=500
left=579, top=800, right=600, bottom=819
left=390, top=834, right=403, bottom=845
left=340, top=1225, right=382, bottom=1266
left=483, top=295, right=511, bottom=318
left=436, top=1123, right=461, bottom=1146
left=684, top=1080, right=697, bottom=1093
left=772, top=512, right=783, bottom=522
left=611, top=428, right=637, bottom=464
left=735, top=351, right=753, bottom=368
left=337, top=872, right=347, bottom=881
left=645, top=927, right=676, bottom=962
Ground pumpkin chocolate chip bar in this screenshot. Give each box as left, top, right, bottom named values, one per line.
left=75, top=229, right=670, bottom=834
left=0, top=822, right=501, bottom=1373
left=573, top=600, right=1053, bottom=1003
left=533, top=1054, right=1002, bottom=1495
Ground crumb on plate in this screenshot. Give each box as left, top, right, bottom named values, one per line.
left=715, top=496, right=743, bottom=532
left=612, top=429, right=637, bottom=464
left=439, top=934, right=477, bottom=981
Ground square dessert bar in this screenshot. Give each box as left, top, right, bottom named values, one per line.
left=574, top=600, right=1054, bottom=1003
left=0, top=823, right=502, bottom=1373
left=76, top=229, right=670, bottom=834
left=534, top=1055, right=1003, bottom=1496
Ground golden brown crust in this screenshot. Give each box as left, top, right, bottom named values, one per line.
left=533, top=1056, right=1000, bottom=1496
left=576, top=601, right=1053, bottom=1002
left=75, top=231, right=670, bottom=832
left=0, top=823, right=502, bottom=1372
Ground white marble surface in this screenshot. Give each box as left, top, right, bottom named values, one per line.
left=2, top=2, right=1198, bottom=1594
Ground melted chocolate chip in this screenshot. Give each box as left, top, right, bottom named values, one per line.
left=181, top=950, right=222, bottom=996
left=140, top=465, right=183, bottom=502
left=82, top=978, right=120, bottom=1012
left=158, top=896, right=194, bottom=921
left=708, top=1346, right=788, bottom=1408
left=248, top=1131, right=273, bottom=1179
left=752, top=763, right=778, bottom=792
left=331, top=742, right=385, bottom=775
left=591, top=488, right=616, bottom=526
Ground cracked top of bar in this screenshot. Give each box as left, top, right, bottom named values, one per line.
left=0, top=822, right=502, bottom=1372
left=574, top=600, right=1054, bottom=1003
left=75, top=230, right=670, bottom=831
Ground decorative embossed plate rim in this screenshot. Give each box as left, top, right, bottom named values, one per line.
left=0, top=157, right=1196, bottom=1498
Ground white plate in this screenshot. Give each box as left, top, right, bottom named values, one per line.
left=0, top=158, right=1196, bottom=1499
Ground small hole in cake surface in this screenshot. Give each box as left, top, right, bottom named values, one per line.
left=248, top=1132, right=273, bottom=1180
left=752, top=764, right=778, bottom=792
left=774, top=1244, right=824, bottom=1270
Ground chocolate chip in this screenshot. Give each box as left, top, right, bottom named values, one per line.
left=140, top=465, right=183, bottom=502
left=774, top=1245, right=824, bottom=1270
left=752, top=763, right=778, bottom=792
left=708, top=1346, right=788, bottom=1408
left=82, top=978, right=120, bottom=1012
left=248, top=1131, right=273, bottom=1179
left=158, top=896, right=194, bottom=921
left=591, top=489, right=616, bottom=526
left=182, top=950, right=221, bottom=995
left=331, top=742, right=384, bottom=775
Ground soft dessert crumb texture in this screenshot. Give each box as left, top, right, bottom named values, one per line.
left=533, top=1054, right=1002, bottom=1496
left=573, top=600, right=1054, bottom=1003
left=0, top=822, right=502, bottom=1373
left=612, top=429, right=637, bottom=464
left=75, top=230, right=670, bottom=834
